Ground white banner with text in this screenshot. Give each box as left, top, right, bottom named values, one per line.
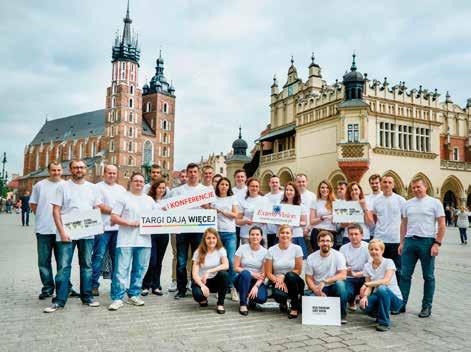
left=140, top=209, right=217, bottom=234
left=252, top=203, right=301, bottom=226
left=61, top=209, right=104, bottom=240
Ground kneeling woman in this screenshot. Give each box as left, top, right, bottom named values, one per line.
left=192, top=228, right=229, bottom=314
left=359, top=239, right=403, bottom=332
left=233, top=226, right=268, bottom=315
left=265, top=225, right=304, bottom=319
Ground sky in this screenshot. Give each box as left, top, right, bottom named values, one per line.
left=1, top=0, right=471, bottom=177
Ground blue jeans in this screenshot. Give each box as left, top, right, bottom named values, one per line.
left=111, top=247, right=151, bottom=300
left=53, top=239, right=94, bottom=307
left=459, top=227, right=468, bottom=243
left=143, top=234, right=169, bottom=290
left=22, top=210, right=30, bottom=226
left=36, top=234, right=57, bottom=295
left=176, top=233, right=202, bottom=294
left=291, top=237, right=308, bottom=259
left=322, top=280, right=348, bottom=318
left=234, top=270, right=268, bottom=306
left=91, top=230, right=117, bottom=289
left=346, top=277, right=365, bottom=304
left=400, top=237, right=435, bottom=308
left=364, top=285, right=403, bottom=327
left=219, top=231, right=236, bottom=287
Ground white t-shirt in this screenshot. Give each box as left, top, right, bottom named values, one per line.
left=232, top=186, right=248, bottom=229
left=212, top=196, right=238, bottom=233
left=276, top=203, right=306, bottom=238
left=264, top=191, right=283, bottom=234
left=365, top=192, right=382, bottom=236
left=29, top=178, right=65, bottom=235
left=339, top=241, right=370, bottom=277
left=402, top=196, right=445, bottom=238
left=239, top=195, right=267, bottom=238
left=265, top=243, right=303, bottom=276
left=96, top=181, right=126, bottom=232
left=305, top=249, right=347, bottom=286
left=372, top=193, right=406, bottom=243
left=311, top=199, right=336, bottom=231
left=51, top=180, right=103, bottom=241
left=193, top=247, right=227, bottom=279
left=112, top=192, right=156, bottom=248
left=300, top=190, right=316, bottom=228
left=235, top=244, right=267, bottom=274
left=170, top=183, right=210, bottom=209
left=363, top=258, right=402, bottom=300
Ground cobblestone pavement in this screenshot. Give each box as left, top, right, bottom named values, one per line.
left=1, top=213, right=470, bottom=352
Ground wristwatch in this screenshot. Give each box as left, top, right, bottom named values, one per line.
left=433, top=240, right=442, bottom=246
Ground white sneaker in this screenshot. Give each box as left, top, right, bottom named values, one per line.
left=43, top=303, right=62, bottom=313
left=108, top=300, right=124, bottom=311
left=127, top=296, right=145, bottom=306
left=230, top=288, right=240, bottom=302
left=83, top=301, right=100, bottom=307
left=187, top=280, right=192, bottom=291
left=168, top=281, right=177, bottom=292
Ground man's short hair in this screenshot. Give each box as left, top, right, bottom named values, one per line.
left=234, top=169, right=246, bottom=177
left=369, top=174, right=381, bottom=183
left=186, top=163, right=199, bottom=172
left=270, top=175, right=280, bottom=181
left=151, top=164, right=161, bottom=170
left=47, top=161, right=61, bottom=170
left=296, top=173, right=308, bottom=180
left=317, top=230, right=334, bottom=242
left=346, top=223, right=363, bottom=235
left=381, top=174, right=395, bottom=182
left=411, top=176, right=427, bottom=187
left=337, top=180, right=348, bottom=187
left=202, top=165, right=214, bottom=172
left=104, top=164, right=117, bottom=173
left=69, top=159, right=84, bottom=169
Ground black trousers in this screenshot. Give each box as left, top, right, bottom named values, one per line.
left=383, top=243, right=401, bottom=284
left=143, top=234, right=169, bottom=290
left=22, top=210, right=30, bottom=226
left=271, top=271, right=305, bottom=310
left=192, top=271, right=229, bottom=305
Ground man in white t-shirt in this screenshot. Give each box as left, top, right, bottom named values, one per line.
left=91, top=165, right=126, bottom=296
left=44, top=160, right=103, bottom=313
left=399, top=176, right=445, bottom=318
left=201, top=165, right=214, bottom=188
left=143, top=164, right=163, bottom=195
left=370, top=175, right=405, bottom=283
left=339, top=224, right=370, bottom=310
left=29, top=161, right=65, bottom=300
left=232, top=169, right=247, bottom=248
left=295, top=173, right=316, bottom=252
left=365, top=174, right=382, bottom=237
left=305, top=230, right=348, bottom=323
left=264, top=175, right=283, bottom=248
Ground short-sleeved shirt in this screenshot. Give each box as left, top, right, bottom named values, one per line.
left=51, top=180, right=103, bottom=241
left=311, top=199, right=336, bottom=231
left=402, top=196, right=445, bottom=238
left=365, top=192, right=382, bottom=235
left=235, top=244, right=267, bottom=273
left=339, top=241, right=370, bottom=277
left=300, top=190, right=316, bottom=228
left=232, top=186, right=247, bottom=206
left=264, top=191, right=283, bottom=234
left=193, top=247, right=227, bottom=279
left=239, top=196, right=267, bottom=238
left=112, top=192, right=156, bottom=248
left=29, top=179, right=65, bottom=235
left=363, top=258, right=402, bottom=300
left=372, top=193, right=406, bottom=243
left=305, top=249, right=347, bottom=286
left=212, top=196, right=238, bottom=233
left=96, top=181, right=126, bottom=232
left=265, top=243, right=303, bottom=276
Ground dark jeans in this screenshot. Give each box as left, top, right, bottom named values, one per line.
left=383, top=243, right=401, bottom=284
left=91, top=230, right=117, bottom=289
left=400, top=237, right=435, bottom=309
left=459, top=227, right=468, bottom=243
left=322, top=280, right=348, bottom=318
left=363, top=285, right=403, bottom=327
left=235, top=227, right=241, bottom=249
left=36, top=234, right=57, bottom=295
left=143, top=234, right=169, bottom=290
left=346, top=277, right=365, bottom=304
left=53, top=239, right=94, bottom=307
left=22, top=210, right=30, bottom=226
left=267, top=233, right=278, bottom=248
left=219, top=232, right=237, bottom=287
left=271, top=272, right=305, bottom=311
left=234, top=270, right=268, bottom=306
left=176, top=233, right=202, bottom=294
left=192, top=271, right=229, bottom=305
left=310, top=229, right=338, bottom=251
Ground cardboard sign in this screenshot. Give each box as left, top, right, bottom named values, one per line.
left=164, top=189, right=216, bottom=210
left=252, top=203, right=301, bottom=226
left=302, top=296, right=341, bottom=326
left=61, top=209, right=103, bottom=240
left=332, top=200, right=364, bottom=223
left=140, top=209, right=217, bottom=234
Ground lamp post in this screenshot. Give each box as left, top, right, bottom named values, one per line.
left=0, top=152, right=7, bottom=197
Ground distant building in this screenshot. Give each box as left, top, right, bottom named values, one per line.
left=199, top=152, right=227, bottom=176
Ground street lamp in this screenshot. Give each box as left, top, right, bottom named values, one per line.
left=0, top=152, right=7, bottom=197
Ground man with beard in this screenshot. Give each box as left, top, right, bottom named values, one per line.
left=143, top=164, right=163, bottom=194
left=44, top=160, right=103, bottom=313
left=305, top=230, right=348, bottom=324
left=366, top=174, right=383, bottom=238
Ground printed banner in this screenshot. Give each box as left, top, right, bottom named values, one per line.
left=332, top=200, right=364, bottom=223
left=61, top=209, right=103, bottom=240
left=140, top=209, right=217, bottom=234
left=252, top=203, right=301, bottom=226
left=164, top=189, right=216, bottom=210
left=302, top=296, right=341, bottom=326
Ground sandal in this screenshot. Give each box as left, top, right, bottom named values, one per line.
left=239, top=305, right=248, bottom=316
left=199, top=301, right=208, bottom=307
left=152, top=288, right=163, bottom=296
left=216, top=305, right=225, bottom=314
left=288, top=309, right=299, bottom=319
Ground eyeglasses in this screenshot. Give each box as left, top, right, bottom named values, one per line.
left=72, top=166, right=85, bottom=169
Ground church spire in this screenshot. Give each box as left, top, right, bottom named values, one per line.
left=112, top=0, right=140, bottom=65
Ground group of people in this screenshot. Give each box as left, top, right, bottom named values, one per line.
left=28, top=159, right=445, bottom=332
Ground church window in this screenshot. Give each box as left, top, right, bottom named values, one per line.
left=111, top=97, right=116, bottom=108
left=128, top=141, right=133, bottom=152
left=162, top=147, right=167, bottom=157
left=129, top=98, right=133, bottom=108
left=130, top=85, right=134, bottom=95
left=121, top=62, right=126, bottom=80
left=143, top=140, right=153, bottom=165
left=128, top=156, right=134, bottom=166
left=128, top=127, right=133, bottom=138
left=163, top=133, right=168, bottom=143
left=110, top=140, right=115, bottom=152
left=112, top=83, right=117, bottom=94
left=163, top=102, right=168, bottom=113
left=453, top=147, right=459, bottom=161
left=146, top=101, right=151, bottom=112
left=162, top=120, right=168, bottom=130
left=163, top=160, right=167, bottom=170
left=129, top=112, right=134, bottom=123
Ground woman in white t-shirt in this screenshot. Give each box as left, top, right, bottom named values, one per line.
left=265, top=225, right=304, bottom=319
left=359, top=239, right=403, bottom=332
left=142, top=178, right=169, bottom=296
left=210, top=177, right=239, bottom=301
left=456, top=206, right=470, bottom=244
left=109, top=173, right=156, bottom=311
left=310, top=180, right=337, bottom=251
left=192, top=228, right=229, bottom=314
left=233, top=226, right=268, bottom=315
left=237, top=178, right=267, bottom=246
left=341, top=182, right=372, bottom=244
left=280, top=181, right=308, bottom=258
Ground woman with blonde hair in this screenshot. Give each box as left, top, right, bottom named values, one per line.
left=310, top=180, right=337, bottom=251
left=456, top=206, right=470, bottom=244
left=342, top=182, right=373, bottom=244
left=191, top=228, right=229, bottom=314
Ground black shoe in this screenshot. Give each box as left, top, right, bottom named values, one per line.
left=199, top=301, right=208, bottom=307
left=152, top=288, right=163, bottom=296
left=418, top=306, right=432, bottom=318
left=216, top=306, right=225, bottom=314
left=279, top=302, right=288, bottom=312
left=38, top=292, right=52, bottom=300
left=174, top=291, right=186, bottom=300
left=288, top=310, right=299, bottom=319
left=69, top=289, right=80, bottom=297
left=376, top=324, right=390, bottom=332
left=92, top=287, right=100, bottom=297
left=239, top=306, right=249, bottom=316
